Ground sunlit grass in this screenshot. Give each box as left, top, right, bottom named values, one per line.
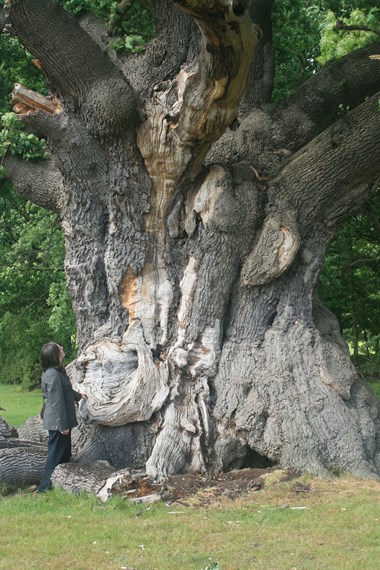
left=0, top=477, right=379, bottom=569
left=0, top=383, right=41, bottom=427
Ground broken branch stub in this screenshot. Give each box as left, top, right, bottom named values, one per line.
left=12, top=84, right=62, bottom=115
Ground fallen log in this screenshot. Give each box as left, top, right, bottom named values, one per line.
left=0, top=444, right=47, bottom=487
left=0, top=416, right=47, bottom=488
left=51, top=460, right=116, bottom=494
left=17, top=415, right=48, bottom=445
left=51, top=461, right=164, bottom=502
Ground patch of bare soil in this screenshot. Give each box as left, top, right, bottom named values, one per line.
left=163, top=468, right=278, bottom=503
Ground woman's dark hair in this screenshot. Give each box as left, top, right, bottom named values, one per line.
left=40, top=343, right=61, bottom=371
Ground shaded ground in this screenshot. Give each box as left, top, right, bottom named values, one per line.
left=163, top=468, right=277, bottom=503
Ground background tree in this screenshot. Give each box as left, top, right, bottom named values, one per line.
left=0, top=0, right=379, bottom=479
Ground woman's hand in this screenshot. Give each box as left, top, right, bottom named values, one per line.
left=60, top=429, right=70, bottom=435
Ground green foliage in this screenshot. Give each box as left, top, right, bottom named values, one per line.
left=319, top=193, right=380, bottom=377
left=318, top=8, right=379, bottom=64
left=0, top=190, right=77, bottom=388
left=272, top=0, right=324, bottom=102
left=271, top=0, right=379, bottom=101
left=58, top=0, right=116, bottom=19
left=0, top=34, right=48, bottom=115
left=0, top=112, right=47, bottom=160
left=59, top=0, right=155, bottom=53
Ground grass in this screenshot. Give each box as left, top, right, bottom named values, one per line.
left=0, top=383, right=41, bottom=427
left=0, top=476, right=379, bottom=569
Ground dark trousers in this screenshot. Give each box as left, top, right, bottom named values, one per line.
left=38, top=430, right=71, bottom=492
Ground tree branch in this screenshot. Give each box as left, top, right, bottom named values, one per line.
left=12, top=83, right=62, bottom=115
left=122, top=0, right=200, bottom=99
left=2, top=155, right=63, bottom=212
left=275, top=92, right=380, bottom=230
left=278, top=41, right=380, bottom=152
left=241, top=93, right=380, bottom=286
left=5, top=0, right=137, bottom=134
left=334, top=20, right=380, bottom=37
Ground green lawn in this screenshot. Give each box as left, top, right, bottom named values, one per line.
left=0, top=477, right=379, bottom=569
left=0, top=384, right=42, bottom=427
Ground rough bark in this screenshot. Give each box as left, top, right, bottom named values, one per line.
left=3, top=0, right=380, bottom=483
left=0, top=417, right=47, bottom=486
left=51, top=460, right=116, bottom=495
left=0, top=416, right=18, bottom=439
left=17, top=415, right=48, bottom=445
left=0, top=446, right=47, bottom=486
left=51, top=462, right=163, bottom=502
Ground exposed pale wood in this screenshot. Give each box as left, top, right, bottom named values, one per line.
left=12, top=83, right=62, bottom=115
left=75, top=321, right=169, bottom=426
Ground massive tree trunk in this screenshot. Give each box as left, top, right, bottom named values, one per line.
left=2, top=0, right=380, bottom=480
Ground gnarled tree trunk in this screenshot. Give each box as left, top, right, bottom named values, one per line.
left=2, top=0, right=380, bottom=480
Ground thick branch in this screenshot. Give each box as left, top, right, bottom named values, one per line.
left=241, top=93, right=380, bottom=287
left=275, top=93, right=380, bottom=230
left=12, top=83, right=62, bottom=115
left=3, top=155, right=63, bottom=212
left=122, top=0, right=199, bottom=99
left=5, top=0, right=137, bottom=133
left=278, top=41, right=380, bottom=151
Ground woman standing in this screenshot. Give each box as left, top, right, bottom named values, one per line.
left=38, top=342, right=84, bottom=493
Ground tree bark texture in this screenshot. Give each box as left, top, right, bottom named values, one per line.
left=2, top=0, right=380, bottom=480
left=0, top=417, right=47, bottom=486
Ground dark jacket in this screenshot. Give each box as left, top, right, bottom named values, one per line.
left=41, top=367, right=81, bottom=431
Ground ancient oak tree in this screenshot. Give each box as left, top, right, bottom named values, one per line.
left=2, top=0, right=380, bottom=478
